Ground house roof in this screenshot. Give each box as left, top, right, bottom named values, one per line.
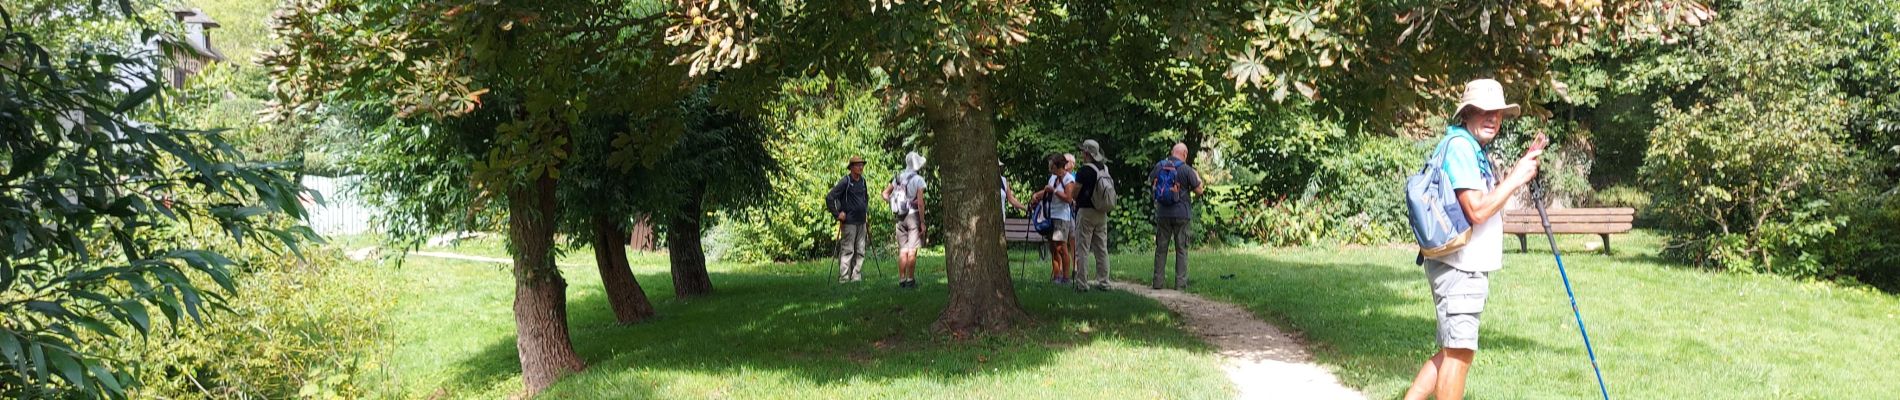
left=170, top=8, right=222, bottom=28
left=163, top=8, right=224, bottom=61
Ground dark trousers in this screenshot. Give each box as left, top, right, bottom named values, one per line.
left=1153, top=217, right=1190, bottom=288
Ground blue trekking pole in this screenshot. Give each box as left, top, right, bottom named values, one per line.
left=1530, top=177, right=1612, bottom=400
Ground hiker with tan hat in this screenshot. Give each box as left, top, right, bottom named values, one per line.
left=1073, top=140, right=1117, bottom=292
left=825, top=155, right=871, bottom=283
left=1403, top=79, right=1547, bottom=400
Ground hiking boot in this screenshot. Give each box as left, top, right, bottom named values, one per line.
left=1073, top=282, right=1089, bottom=292
left=1094, top=283, right=1110, bottom=291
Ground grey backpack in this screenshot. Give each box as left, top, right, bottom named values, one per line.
left=1088, top=164, right=1118, bottom=212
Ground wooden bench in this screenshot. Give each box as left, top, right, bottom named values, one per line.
left=1003, top=218, right=1047, bottom=280
left=1503, top=208, right=1636, bottom=255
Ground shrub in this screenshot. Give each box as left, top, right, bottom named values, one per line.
left=1226, top=136, right=1415, bottom=246
left=1820, top=190, right=1900, bottom=290
left=116, top=243, right=390, bottom=399
left=1644, top=94, right=1854, bottom=275
left=716, top=76, right=911, bottom=262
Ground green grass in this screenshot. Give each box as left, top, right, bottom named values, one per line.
left=369, top=246, right=1231, bottom=399
left=346, top=229, right=1900, bottom=398
left=1108, top=230, right=1900, bottom=399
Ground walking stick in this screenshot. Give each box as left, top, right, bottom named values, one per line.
left=1530, top=177, right=1612, bottom=400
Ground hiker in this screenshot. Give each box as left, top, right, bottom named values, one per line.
left=825, top=156, right=870, bottom=283
left=1148, top=142, right=1203, bottom=290
left=1402, top=79, right=1546, bottom=400
left=1073, top=140, right=1115, bottom=292
left=1000, top=161, right=1028, bottom=217
left=1031, top=154, right=1078, bottom=283
left=882, top=152, right=929, bottom=289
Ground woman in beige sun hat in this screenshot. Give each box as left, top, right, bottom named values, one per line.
left=1404, top=78, right=1548, bottom=400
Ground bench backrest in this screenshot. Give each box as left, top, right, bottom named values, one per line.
left=1002, top=218, right=1045, bottom=242
left=1502, top=207, right=1635, bottom=234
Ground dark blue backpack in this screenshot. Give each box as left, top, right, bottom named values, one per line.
left=1153, top=159, right=1184, bottom=206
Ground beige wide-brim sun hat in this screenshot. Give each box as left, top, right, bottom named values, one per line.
left=1453, top=79, right=1522, bottom=120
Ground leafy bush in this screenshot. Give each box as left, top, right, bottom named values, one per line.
left=715, top=76, right=911, bottom=262
left=114, top=240, right=389, bottom=399
left=1645, top=93, right=1854, bottom=275
left=1227, top=136, right=1414, bottom=246
left=1638, top=0, right=1872, bottom=276
left=1819, top=190, right=1900, bottom=290
left=2, top=4, right=316, bottom=397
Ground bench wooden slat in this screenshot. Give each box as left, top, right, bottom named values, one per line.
left=1503, top=223, right=1633, bottom=234
left=1500, top=207, right=1638, bottom=255
left=1503, top=215, right=1635, bottom=224
left=1504, top=208, right=1635, bottom=217
left=1002, top=218, right=1045, bottom=242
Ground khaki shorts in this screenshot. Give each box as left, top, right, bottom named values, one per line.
left=1051, top=218, right=1074, bottom=242
left=1424, top=259, right=1489, bottom=350
left=896, top=213, right=923, bottom=250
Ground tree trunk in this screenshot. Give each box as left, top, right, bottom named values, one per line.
left=919, top=80, right=1029, bottom=335
left=1184, top=124, right=1204, bottom=165
left=667, top=185, right=713, bottom=299
left=591, top=213, right=656, bottom=324
left=629, top=213, right=657, bottom=251
left=507, top=174, right=586, bottom=395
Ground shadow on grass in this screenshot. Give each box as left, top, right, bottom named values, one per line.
left=446, top=258, right=1212, bottom=397
left=1112, top=250, right=1552, bottom=393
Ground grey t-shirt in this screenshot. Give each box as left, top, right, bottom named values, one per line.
left=1148, top=157, right=1202, bottom=220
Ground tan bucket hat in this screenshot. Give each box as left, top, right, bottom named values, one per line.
left=1080, top=139, right=1106, bottom=163
left=1453, top=79, right=1521, bottom=120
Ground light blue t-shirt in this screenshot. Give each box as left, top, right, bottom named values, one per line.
left=1440, top=125, right=1494, bottom=192
left=1433, top=125, right=1505, bottom=272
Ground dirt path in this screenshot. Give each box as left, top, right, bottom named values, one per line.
left=1111, top=282, right=1366, bottom=400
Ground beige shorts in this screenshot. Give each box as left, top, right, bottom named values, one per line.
left=896, top=213, right=923, bottom=250
left=1051, top=218, right=1074, bottom=242
left=1424, top=259, right=1489, bottom=350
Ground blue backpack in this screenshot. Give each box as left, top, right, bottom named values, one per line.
left=1153, top=159, right=1184, bottom=206
left=1406, top=133, right=1481, bottom=258
left=1030, top=197, right=1055, bottom=237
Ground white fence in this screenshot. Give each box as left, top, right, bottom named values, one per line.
left=301, top=175, right=378, bottom=236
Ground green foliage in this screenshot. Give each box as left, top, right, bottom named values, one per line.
left=184, top=0, right=277, bottom=60
left=266, top=0, right=684, bottom=240
left=113, top=243, right=388, bottom=399
left=1637, top=0, right=1880, bottom=276
left=1645, top=93, right=1853, bottom=274
left=1229, top=136, right=1414, bottom=246
left=1, top=3, right=314, bottom=398
left=1819, top=190, right=1900, bottom=290
left=717, top=76, right=909, bottom=262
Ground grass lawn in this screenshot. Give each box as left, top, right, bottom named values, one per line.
left=364, top=239, right=1232, bottom=399
left=1108, top=230, right=1900, bottom=399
